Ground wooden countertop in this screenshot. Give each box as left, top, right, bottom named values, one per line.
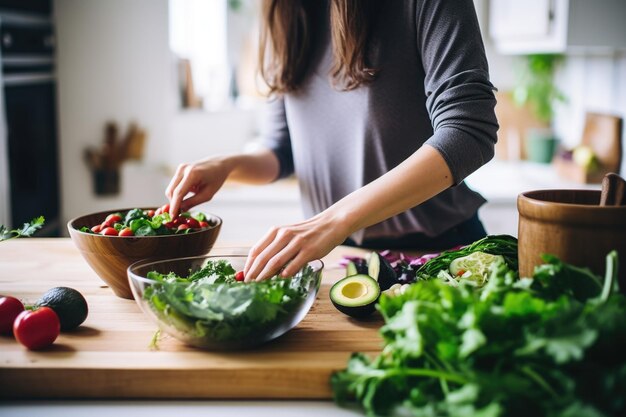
left=0, top=239, right=381, bottom=400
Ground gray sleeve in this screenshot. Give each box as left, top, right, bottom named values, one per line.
left=417, top=0, right=499, bottom=184
left=259, top=96, right=295, bottom=180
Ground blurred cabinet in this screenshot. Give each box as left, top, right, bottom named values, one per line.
left=489, top=0, right=626, bottom=54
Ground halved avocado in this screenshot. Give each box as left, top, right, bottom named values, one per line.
left=368, top=252, right=397, bottom=291
left=330, top=274, right=380, bottom=318
left=345, top=258, right=368, bottom=277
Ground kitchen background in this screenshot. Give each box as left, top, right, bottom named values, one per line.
left=0, top=0, right=624, bottom=244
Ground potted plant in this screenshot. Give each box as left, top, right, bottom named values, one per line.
left=513, top=54, right=566, bottom=163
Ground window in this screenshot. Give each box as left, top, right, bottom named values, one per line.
left=169, top=0, right=229, bottom=110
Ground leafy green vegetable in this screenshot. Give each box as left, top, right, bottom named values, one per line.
left=78, top=208, right=180, bottom=235
left=144, top=259, right=318, bottom=345
left=332, top=251, right=626, bottom=417
left=0, top=216, right=45, bottom=242
left=416, top=235, right=518, bottom=280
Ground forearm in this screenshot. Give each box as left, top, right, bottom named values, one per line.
left=221, top=148, right=281, bottom=185
left=324, top=144, right=454, bottom=236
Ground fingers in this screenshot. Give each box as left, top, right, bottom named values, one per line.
left=170, top=167, right=202, bottom=217
left=253, top=240, right=301, bottom=282
left=279, top=250, right=310, bottom=278
left=179, top=192, right=208, bottom=214
left=165, top=163, right=187, bottom=201
left=243, top=226, right=279, bottom=281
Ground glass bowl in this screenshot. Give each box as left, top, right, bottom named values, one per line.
left=128, top=255, right=323, bottom=350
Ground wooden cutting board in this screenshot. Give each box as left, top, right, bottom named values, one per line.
left=0, top=239, right=383, bottom=400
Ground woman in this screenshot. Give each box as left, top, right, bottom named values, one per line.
left=166, top=0, right=498, bottom=282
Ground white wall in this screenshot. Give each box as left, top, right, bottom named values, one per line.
left=55, top=0, right=174, bottom=229
left=55, top=0, right=264, bottom=234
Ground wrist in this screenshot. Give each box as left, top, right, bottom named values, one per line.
left=215, top=154, right=243, bottom=177
left=320, top=203, right=358, bottom=241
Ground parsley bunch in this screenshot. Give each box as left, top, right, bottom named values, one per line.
left=0, top=216, right=45, bottom=242
left=332, top=252, right=625, bottom=417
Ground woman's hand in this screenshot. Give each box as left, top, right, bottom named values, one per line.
left=243, top=145, right=455, bottom=281
left=166, top=157, right=233, bottom=217
left=243, top=211, right=350, bottom=282
left=165, top=149, right=282, bottom=217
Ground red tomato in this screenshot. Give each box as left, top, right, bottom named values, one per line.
left=13, top=307, right=60, bottom=350
left=172, top=216, right=182, bottom=226
left=91, top=224, right=102, bottom=233
left=198, top=221, right=209, bottom=228
left=235, top=271, right=245, bottom=282
left=160, top=204, right=170, bottom=214
left=100, top=227, right=118, bottom=236
left=119, top=227, right=134, bottom=237
left=163, top=221, right=175, bottom=229
left=145, top=209, right=155, bottom=218
left=185, top=218, right=200, bottom=229
left=0, top=296, right=25, bottom=333
left=177, top=224, right=190, bottom=232
left=105, top=214, right=122, bottom=224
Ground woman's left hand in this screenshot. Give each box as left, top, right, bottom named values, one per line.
left=243, top=212, right=349, bottom=282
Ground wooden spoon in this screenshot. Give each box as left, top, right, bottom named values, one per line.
left=600, top=173, right=626, bottom=206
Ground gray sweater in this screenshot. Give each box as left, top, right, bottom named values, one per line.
left=261, top=0, right=498, bottom=244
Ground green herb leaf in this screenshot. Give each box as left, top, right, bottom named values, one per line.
left=0, top=216, right=45, bottom=242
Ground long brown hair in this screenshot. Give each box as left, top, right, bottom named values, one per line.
left=259, top=0, right=378, bottom=94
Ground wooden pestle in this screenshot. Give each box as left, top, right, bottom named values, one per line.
left=600, top=173, right=626, bottom=206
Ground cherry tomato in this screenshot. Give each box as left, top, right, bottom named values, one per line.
left=185, top=218, right=200, bottom=229
left=100, top=227, right=118, bottom=236
left=119, top=227, right=134, bottom=237
left=160, top=204, right=170, bottom=215
left=105, top=214, right=122, bottom=224
left=172, top=216, right=182, bottom=226
left=198, top=221, right=209, bottom=228
left=13, top=307, right=60, bottom=350
left=235, top=271, right=245, bottom=282
left=163, top=221, right=175, bottom=229
left=145, top=209, right=155, bottom=218
left=0, top=296, right=25, bottom=334
left=177, top=224, right=190, bottom=232
left=91, top=224, right=102, bottom=233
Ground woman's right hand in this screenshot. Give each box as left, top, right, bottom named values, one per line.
left=165, top=156, right=233, bottom=217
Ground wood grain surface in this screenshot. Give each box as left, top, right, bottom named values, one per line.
left=517, top=189, right=626, bottom=283
left=0, top=239, right=383, bottom=400
left=67, top=209, right=222, bottom=299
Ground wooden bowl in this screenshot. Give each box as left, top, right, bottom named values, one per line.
left=518, top=190, right=626, bottom=288
left=68, top=208, right=222, bottom=299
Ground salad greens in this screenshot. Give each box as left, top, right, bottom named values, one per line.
left=332, top=251, right=626, bottom=417
left=0, top=216, right=45, bottom=242
left=144, top=259, right=318, bottom=345
left=416, top=234, right=519, bottom=278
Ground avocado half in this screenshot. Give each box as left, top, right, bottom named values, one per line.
left=330, top=274, right=381, bottom=318
left=368, top=252, right=397, bottom=291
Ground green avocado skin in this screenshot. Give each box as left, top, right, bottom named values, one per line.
left=36, top=287, right=89, bottom=331
left=331, top=300, right=376, bottom=318
left=329, top=274, right=380, bottom=318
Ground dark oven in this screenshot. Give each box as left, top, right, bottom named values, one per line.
left=0, top=0, right=60, bottom=236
